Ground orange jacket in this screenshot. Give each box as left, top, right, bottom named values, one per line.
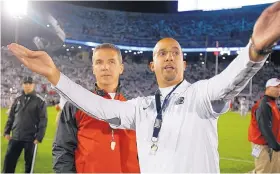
left=53, top=86, right=140, bottom=173
left=248, top=97, right=280, bottom=145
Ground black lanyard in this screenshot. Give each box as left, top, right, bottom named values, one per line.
left=151, top=81, right=183, bottom=149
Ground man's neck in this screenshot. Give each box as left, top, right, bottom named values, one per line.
left=23, top=91, right=34, bottom=95
left=264, top=95, right=276, bottom=100
left=158, top=79, right=183, bottom=88
left=96, top=82, right=118, bottom=93
left=264, top=91, right=276, bottom=99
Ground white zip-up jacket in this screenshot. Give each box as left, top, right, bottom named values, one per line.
left=54, top=42, right=267, bottom=173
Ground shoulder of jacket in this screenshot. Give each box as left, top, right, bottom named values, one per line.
left=61, top=101, right=81, bottom=121
left=36, top=94, right=45, bottom=102
left=132, top=96, right=151, bottom=107
left=12, top=94, right=21, bottom=103
left=190, top=79, right=203, bottom=88
left=118, top=87, right=131, bottom=100
left=15, top=93, right=22, bottom=99
left=260, top=96, right=269, bottom=104
left=63, top=101, right=80, bottom=113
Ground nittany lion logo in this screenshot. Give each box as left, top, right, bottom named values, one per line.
left=175, top=97, right=184, bottom=105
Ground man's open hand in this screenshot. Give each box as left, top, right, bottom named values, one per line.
left=252, top=2, right=280, bottom=51
left=7, top=43, right=60, bottom=85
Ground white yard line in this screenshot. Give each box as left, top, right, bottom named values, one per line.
left=220, top=157, right=254, bottom=164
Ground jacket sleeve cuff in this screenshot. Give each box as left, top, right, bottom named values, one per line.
left=35, top=136, right=43, bottom=142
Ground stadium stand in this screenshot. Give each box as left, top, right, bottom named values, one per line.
left=44, top=2, right=269, bottom=47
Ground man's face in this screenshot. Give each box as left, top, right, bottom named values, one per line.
left=267, top=84, right=280, bottom=98
left=92, top=48, right=124, bottom=86
left=22, top=83, right=35, bottom=94
left=150, top=38, right=186, bottom=87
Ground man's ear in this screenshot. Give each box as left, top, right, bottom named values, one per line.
left=92, top=64, right=95, bottom=75
left=183, top=61, right=187, bottom=71
left=149, top=61, right=155, bottom=72
left=119, top=64, right=124, bottom=75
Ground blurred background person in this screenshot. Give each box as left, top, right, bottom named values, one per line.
left=248, top=78, right=280, bottom=173
left=2, top=76, right=48, bottom=173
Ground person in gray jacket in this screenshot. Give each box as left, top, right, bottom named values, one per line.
left=2, top=76, right=47, bottom=173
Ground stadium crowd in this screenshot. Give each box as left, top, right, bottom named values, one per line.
left=44, top=2, right=269, bottom=48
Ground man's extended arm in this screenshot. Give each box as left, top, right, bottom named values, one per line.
left=207, top=41, right=268, bottom=102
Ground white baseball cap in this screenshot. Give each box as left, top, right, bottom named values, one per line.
left=265, top=78, right=280, bottom=88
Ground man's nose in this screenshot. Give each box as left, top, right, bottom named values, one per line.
left=101, top=63, right=109, bottom=70
left=164, top=52, right=174, bottom=62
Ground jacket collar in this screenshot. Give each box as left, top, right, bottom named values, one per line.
left=173, top=80, right=191, bottom=94
left=93, top=82, right=123, bottom=98
left=158, top=80, right=191, bottom=95
left=264, top=95, right=276, bottom=101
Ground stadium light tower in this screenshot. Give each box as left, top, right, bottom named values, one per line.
left=5, top=0, right=28, bottom=17
left=4, top=0, right=28, bottom=43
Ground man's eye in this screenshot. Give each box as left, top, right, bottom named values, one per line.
left=159, top=52, right=166, bottom=56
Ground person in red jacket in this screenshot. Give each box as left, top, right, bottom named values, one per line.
left=52, top=43, right=140, bottom=173
left=248, top=78, right=280, bottom=173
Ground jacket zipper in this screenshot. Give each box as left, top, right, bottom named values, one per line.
left=111, top=129, right=116, bottom=150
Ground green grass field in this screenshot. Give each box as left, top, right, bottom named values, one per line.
left=1, top=107, right=254, bottom=173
